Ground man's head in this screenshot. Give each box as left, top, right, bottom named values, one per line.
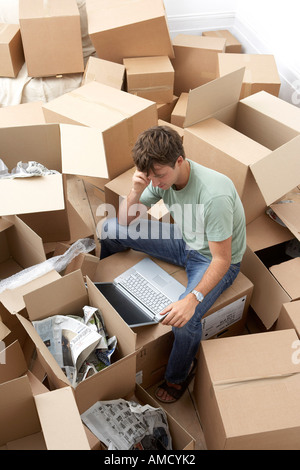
left=132, top=125, right=185, bottom=176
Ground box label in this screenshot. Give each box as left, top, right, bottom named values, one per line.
left=201, top=295, right=246, bottom=340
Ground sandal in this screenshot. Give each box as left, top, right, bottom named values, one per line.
left=155, top=358, right=197, bottom=404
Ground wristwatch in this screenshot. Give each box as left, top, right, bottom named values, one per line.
left=191, top=289, right=204, bottom=303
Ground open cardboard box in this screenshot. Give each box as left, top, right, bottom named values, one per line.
left=194, top=329, right=300, bottom=450
left=179, top=69, right=300, bottom=329
left=85, top=0, right=174, bottom=65
left=92, top=249, right=253, bottom=385
left=75, top=352, right=195, bottom=450
left=42, top=81, right=158, bottom=188
left=0, top=122, right=116, bottom=240
left=16, top=269, right=136, bottom=392
left=0, top=215, right=46, bottom=282
left=0, top=373, right=90, bottom=450
left=217, top=53, right=281, bottom=99
left=19, top=0, right=84, bottom=78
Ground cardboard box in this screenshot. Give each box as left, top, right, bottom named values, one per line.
left=0, top=374, right=90, bottom=450
left=194, top=329, right=300, bottom=449
left=75, top=352, right=195, bottom=450
left=19, top=0, right=84, bottom=77
left=202, top=30, right=242, bottom=53
left=171, top=34, right=226, bottom=96
left=16, top=270, right=137, bottom=392
left=42, top=81, right=158, bottom=183
left=124, top=56, right=174, bottom=104
left=0, top=23, right=24, bottom=77
left=85, top=0, right=174, bottom=65
left=0, top=101, right=45, bottom=127
left=157, top=96, right=179, bottom=122
left=0, top=215, right=46, bottom=282
left=276, top=301, right=300, bottom=336
left=218, top=53, right=281, bottom=99
left=82, top=56, right=125, bottom=90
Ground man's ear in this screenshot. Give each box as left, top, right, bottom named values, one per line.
left=177, top=155, right=184, bottom=166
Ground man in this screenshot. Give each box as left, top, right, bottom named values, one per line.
left=100, top=125, right=246, bottom=403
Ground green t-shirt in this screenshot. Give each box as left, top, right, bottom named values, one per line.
left=139, top=160, right=246, bottom=264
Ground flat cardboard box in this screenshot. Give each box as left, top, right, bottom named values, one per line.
left=202, top=30, right=242, bottom=53
left=171, top=34, right=226, bottom=96
left=0, top=101, right=45, bottom=127
left=194, top=329, right=300, bottom=449
left=75, top=352, right=195, bottom=450
left=0, top=215, right=46, bottom=282
left=0, top=374, right=90, bottom=450
left=81, top=56, right=125, bottom=90
left=17, top=270, right=137, bottom=393
left=123, top=56, right=174, bottom=104
left=42, top=81, right=158, bottom=182
left=217, top=53, right=281, bottom=99
left=276, top=301, right=300, bottom=337
left=0, top=23, right=24, bottom=77
left=157, top=96, right=179, bottom=122
left=85, top=0, right=174, bottom=64
left=19, top=0, right=84, bottom=77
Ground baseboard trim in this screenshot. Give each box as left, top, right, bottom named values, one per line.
left=166, top=11, right=236, bottom=37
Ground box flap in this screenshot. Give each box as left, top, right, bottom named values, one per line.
left=250, top=135, right=300, bottom=206
left=0, top=320, right=10, bottom=341
left=184, top=68, right=245, bottom=128
left=246, top=213, right=293, bottom=252
left=0, top=340, right=28, bottom=385
left=0, top=174, right=65, bottom=216
left=59, top=124, right=109, bottom=179
left=0, top=375, right=41, bottom=446
left=34, top=387, right=90, bottom=450
left=23, top=270, right=88, bottom=322
left=0, top=270, right=61, bottom=314
left=269, top=258, right=300, bottom=300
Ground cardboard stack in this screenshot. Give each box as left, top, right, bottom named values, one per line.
left=1, top=0, right=299, bottom=452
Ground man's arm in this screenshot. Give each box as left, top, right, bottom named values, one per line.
left=118, top=170, right=150, bottom=226
left=161, top=236, right=232, bottom=328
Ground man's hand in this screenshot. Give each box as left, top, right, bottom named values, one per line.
left=160, top=294, right=199, bottom=328
left=132, top=170, right=151, bottom=196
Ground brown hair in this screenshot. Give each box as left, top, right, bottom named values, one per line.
left=132, top=125, right=185, bottom=175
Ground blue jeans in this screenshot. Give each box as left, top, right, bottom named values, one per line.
left=100, top=217, right=240, bottom=384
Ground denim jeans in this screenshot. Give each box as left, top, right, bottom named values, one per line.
left=100, top=217, right=240, bottom=384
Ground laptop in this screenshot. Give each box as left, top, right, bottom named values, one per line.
left=94, top=258, right=186, bottom=327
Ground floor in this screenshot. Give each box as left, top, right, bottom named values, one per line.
left=66, top=174, right=266, bottom=451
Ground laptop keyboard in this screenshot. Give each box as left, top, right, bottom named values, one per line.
left=116, top=271, right=172, bottom=316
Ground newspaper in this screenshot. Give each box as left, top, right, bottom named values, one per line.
left=81, top=399, right=173, bottom=451
left=0, top=159, right=59, bottom=179
left=32, top=306, right=117, bottom=387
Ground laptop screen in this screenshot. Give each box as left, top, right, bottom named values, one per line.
left=94, top=282, right=158, bottom=327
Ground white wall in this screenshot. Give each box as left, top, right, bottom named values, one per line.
left=164, top=0, right=300, bottom=106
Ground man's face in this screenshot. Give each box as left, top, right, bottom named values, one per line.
left=147, top=157, right=183, bottom=190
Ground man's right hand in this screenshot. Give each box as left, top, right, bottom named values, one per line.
left=132, top=170, right=151, bottom=196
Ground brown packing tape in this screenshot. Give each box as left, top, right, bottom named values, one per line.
left=128, top=85, right=172, bottom=93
